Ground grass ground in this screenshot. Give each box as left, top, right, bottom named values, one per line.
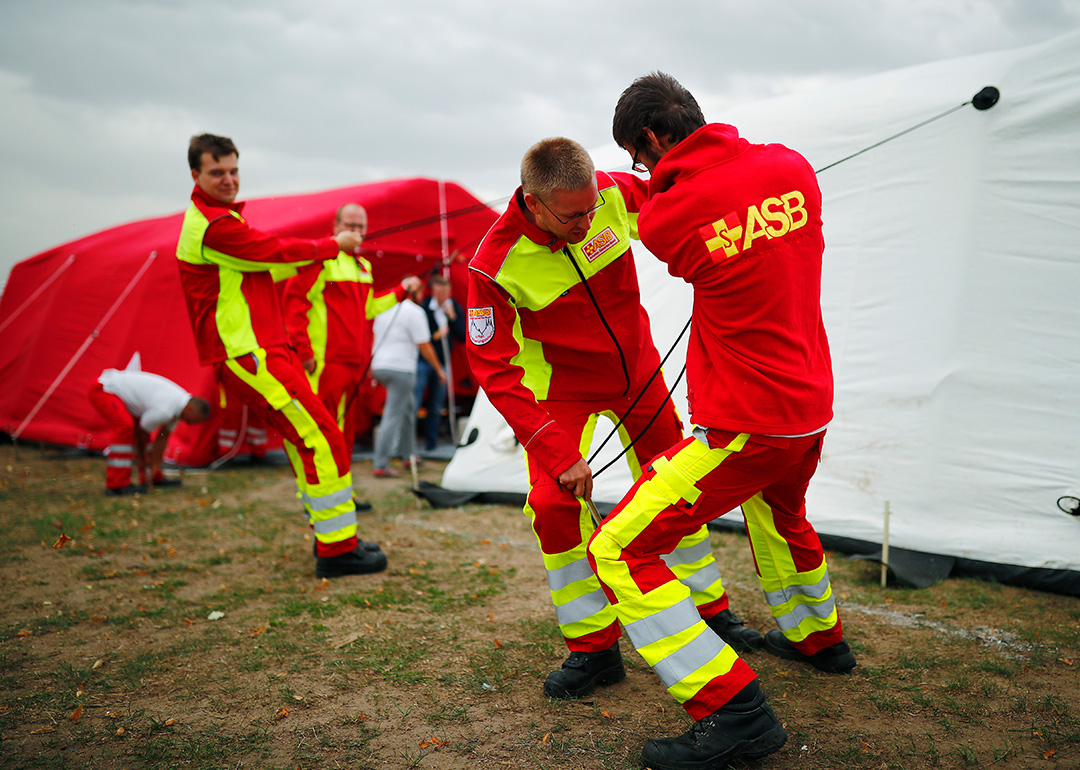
left=0, top=444, right=1077, bottom=769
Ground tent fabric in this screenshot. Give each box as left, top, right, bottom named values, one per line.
left=440, top=31, right=1080, bottom=595
left=0, top=178, right=497, bottom=466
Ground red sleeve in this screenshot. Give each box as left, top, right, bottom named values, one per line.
left=375, top=284, right=407, bottom=303
left=203, top=214, right=340, bottom=265
left=606, top=170, right=650, bottom=215
left=465, top=270, right=581, bottom=478
left=282, top=262, right=322, bottom=360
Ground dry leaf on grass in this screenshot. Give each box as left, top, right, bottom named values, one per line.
left=274, top=707, right=289, bottom=720
left=251, top=626, right=268, bottom=637
left=30, top=726, right=55, bottom=734
left=52, top=533, right=72, bottom=549
left=70, top=705, right=83, bottom=722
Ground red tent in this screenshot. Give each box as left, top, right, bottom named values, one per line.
left=0, top=178, right=498, bottom=466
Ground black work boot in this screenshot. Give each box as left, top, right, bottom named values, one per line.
left=705, top=609, right=765, bottom=653
left=543, top=642, right=625, bottom=699
left=315, top=544, right=387, bottom=578
left=763, top=629, right=856, bottom=673
left=313, top=539, right=382, bottom=557
left=641, top=681, right=786, bottom=770
left=105, top=484, right=147, bottom=497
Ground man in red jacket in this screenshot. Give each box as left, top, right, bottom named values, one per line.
left=467, top=137, right=764, bottom=702
left=281, top=203, right=419, bottom=496
left=176, top=133, right=386, bottom=579
left=587, top=73, right=855, bottom=770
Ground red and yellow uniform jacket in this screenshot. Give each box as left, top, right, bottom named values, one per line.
left=175, top=186, right=340, bottom=366
left=466, top=171, right=663, bottom=479
left=281, top=252, right=405, bottom=365
left=639, top=123, right=833, bottom=435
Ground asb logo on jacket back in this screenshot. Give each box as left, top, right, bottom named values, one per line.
left=698, top=190, right=808, bottom=260
left=468, top=306, right=495, bottom=346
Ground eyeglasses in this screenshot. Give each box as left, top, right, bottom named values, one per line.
left=537, top=190, right=606, bottom=225
left=631, top=149, right=648, bottom=174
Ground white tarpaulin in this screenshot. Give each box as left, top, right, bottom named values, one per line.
left=441, top=31, right=1080, bottom=594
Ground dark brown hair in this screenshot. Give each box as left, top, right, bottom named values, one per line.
left=188, top=134, right=238, bottom=171
left=612, top=72, right=705, bottom=155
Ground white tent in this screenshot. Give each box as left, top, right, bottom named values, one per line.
left=439, top=30, right=1080, bottom=595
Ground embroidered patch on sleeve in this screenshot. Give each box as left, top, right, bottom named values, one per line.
left=468, top=306, right=495, bottom=345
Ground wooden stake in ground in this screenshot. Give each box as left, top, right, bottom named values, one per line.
left=409, top=453, right=420, bottom=503
left=881, top=500, right=891, bottom=588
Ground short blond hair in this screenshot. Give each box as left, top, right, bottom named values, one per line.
left=520, top=137, right=595, bottom=199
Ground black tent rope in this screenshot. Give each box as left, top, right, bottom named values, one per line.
left=585, top=90, right=996, bottom=480
left=287, top=90, right=996, bottom=481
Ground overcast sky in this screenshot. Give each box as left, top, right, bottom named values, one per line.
left=2, top=0, right=1078, bottom=287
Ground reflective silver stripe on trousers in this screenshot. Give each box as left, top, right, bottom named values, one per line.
left=773, top=595, right=837, bottom=633
left=662, top=539, right=712, bottom=567
left=301, top=487, right=354, bottom=512
left=661, top=541, right=719, bottom=593
left=763, top=572, right=831, bottom=606
left=622, top=595, right=701, bottom=649
left=646, top=623, right=728, bottom=690
left=107, top=458, right=132, bottom=468
left=554, top=588, right=610, bottom=627
left=106, top=444, right=134, bottom=454
left=312, top=509, right=358, bottom=534
left=546, top=557, right=596, bottom=592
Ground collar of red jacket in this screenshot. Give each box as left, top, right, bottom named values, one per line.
left=190, top=184, right=246, bottom=214
left=649, top=123, right=750, bottom=196
left=507, top=187, right=565, bottom=253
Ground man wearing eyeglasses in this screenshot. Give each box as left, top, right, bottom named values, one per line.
left=585, top=72, right=854, bottom=770
left=466, top=137, right=764, bottom=702
left=279, top=204, right=420, bottom=496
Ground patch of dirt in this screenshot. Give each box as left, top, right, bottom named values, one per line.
left=0, top=446, right=1077, bottom=769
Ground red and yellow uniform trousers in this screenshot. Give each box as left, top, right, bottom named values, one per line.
left=305, top=359, right=368, bottom=455
left=588, top=428, right=843, bottom=720
left=528, top=376, right=736, bottom=654
left=215, top=345, right=359, bottom=557
left=88, top=382, right=168, bottom=489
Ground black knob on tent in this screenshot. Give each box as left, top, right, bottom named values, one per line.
left=1058, top=496, right=1080, bottom=516
left=972, top=86, right=1000, bottom=111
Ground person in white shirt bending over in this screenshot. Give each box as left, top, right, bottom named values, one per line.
left=89, top=368, right=210, bottom=495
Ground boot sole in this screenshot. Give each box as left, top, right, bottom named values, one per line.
left=543, top=663, right=626, bottom=699
left=763, top=633, right=856, bottom=673
left=315, top=554, right=388, bottom=578
left=642, top=721, right=786, bottom=770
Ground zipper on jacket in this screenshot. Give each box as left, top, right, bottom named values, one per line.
left=562, top=246, right=630, bottom=397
